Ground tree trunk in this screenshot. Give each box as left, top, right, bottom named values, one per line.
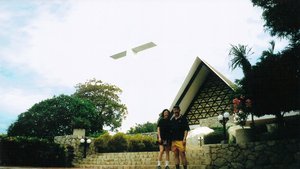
left=250, top=113, right=255, bottom=128
left=275, top=113, right=284, bottom=127
left=275, top=113, right=285, bottom=137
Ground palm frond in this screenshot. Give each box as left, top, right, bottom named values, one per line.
left=229, top=44, right=253, bottom=73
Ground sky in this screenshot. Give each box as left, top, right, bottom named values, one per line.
left=0, top=0, right=289, bottom=134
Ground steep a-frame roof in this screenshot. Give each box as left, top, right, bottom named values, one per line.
left=170, top=57, right=235, bottom=125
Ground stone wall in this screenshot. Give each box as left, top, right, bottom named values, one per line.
left=54, top=135, right=95, bottom=163
left=55, top=134, right=300, bottom=169
left=203, top=139, right=300, bottom=169
left=76, top=139, right=300, bottom=168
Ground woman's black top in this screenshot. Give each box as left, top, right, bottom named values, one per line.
left=157, top=118, right=171, bottom=140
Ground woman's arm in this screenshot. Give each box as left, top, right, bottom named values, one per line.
left=157, top=127, right=162, bottom=143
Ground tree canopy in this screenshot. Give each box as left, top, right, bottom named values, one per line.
left=7, top=95, right=98, bottom=138
left=246, top=0, right=300, bottom=117
left=73, top=79, right=127, bottom=131
left=248, top=43, right=300, bottom=117
left=228, top=0, right=300, bottom=126
left=251, top=0, right=300, bottom=42
left=127, top=122, right=157, bottom=134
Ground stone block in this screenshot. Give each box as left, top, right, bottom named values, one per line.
left=256, top=154, right=269, bottom=165
left=245, top=160, right=255, bottom=169
left=254, top=144, right=265, bottom=151
left=231, top=162, right=244, bottom=169
left=213, top=158, right=226, bottom=167
left=202, top=158, right=212, bottom=165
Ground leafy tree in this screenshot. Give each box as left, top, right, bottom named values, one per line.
left=251, top=0, right=300, bottom=43
left=230, top=0, right=300, bottom=129
left=73, top=79, right=127, bottom=131
left=246, top=0, right=300, bottom=128
left=127, top=121, right=157, bottom=134
left=248, top=43, right=300, bottom=125
left=7, top=95, right=98, bottom=138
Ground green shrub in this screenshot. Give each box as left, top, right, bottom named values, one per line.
left=94, top=132, right=112, bottom=153
left=88, top=130, right=107, bottom=138
left=127, top=134, right=145, bottom=151
left=204, top=127, right=226, bottom=144
left=127, top=134, right=158, bottom=152
left=0, top=136, right=70, bottom=167
left=93, top=133, right=158, bottom=152
left=140, top=135, right=158, bottom=151
left=107, top=133, right=128, bottom=152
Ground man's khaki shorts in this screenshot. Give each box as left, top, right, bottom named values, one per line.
left=171, top=140, right=186, bottom=152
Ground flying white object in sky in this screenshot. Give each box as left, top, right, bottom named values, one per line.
left=132, top=42, right=157, bottom=54
left=110, top=42, right=157, bottom=59
left=110, top=51, right=127, bottom=60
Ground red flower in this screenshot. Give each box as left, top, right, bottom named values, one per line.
left=232, top=98, right=240, bottom=113
left=233, top=98, right=241, bottom=105
left=232, top=97, right=252, bottom=127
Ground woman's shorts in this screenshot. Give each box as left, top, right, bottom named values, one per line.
left=158, top=139, right=171, bottom=147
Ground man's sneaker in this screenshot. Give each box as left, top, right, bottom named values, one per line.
left=165, top=166, right=170, bottom=169
left=157, top=166, right=161, bottom=169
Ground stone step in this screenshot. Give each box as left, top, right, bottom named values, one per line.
left=76, top=149, right=208, bottom=168
left=80, top=158, right=204, bottom=165
left=82, top=151, right=204, bottom=158
left=78, top=151, right=206, bottom=166
left=76, top=164, right=207, bottom=169
left=79, top=160, right=204, bottom=165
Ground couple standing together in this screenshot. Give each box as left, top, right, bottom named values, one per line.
left=157, top=105, right=190, bottom=169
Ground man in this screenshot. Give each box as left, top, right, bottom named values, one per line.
left=170, top=105, right=190, bottom=169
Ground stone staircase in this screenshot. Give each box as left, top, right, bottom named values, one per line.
left=75, top=149, right=208, bottom=169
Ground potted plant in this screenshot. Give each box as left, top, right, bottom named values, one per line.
left=232, top=96, right=254, bottom=143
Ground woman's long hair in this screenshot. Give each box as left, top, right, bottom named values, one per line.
left=160, top=109, right=171, bottom=119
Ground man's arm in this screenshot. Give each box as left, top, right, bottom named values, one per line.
left=183, top=130, right=188, bottom=141
left=183, top=117, right=190, bottom=144
left=183, top=130, right=188, bottom=145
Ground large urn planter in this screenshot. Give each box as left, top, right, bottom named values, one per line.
left=236, top=128, right=254, bottom=144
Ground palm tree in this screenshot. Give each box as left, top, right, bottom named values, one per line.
left=228, top=44, right=253, bottom=78
left=261, top=40, right=276, bottom=60
left=229, top=44, right=254, bottom=127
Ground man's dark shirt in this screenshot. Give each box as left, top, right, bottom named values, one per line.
left=157, top=118, right=171, bottom=140
left=170, top=115, right=190, bottom=141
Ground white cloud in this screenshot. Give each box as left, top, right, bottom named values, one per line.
left=0, top=87, right=49, bottom=115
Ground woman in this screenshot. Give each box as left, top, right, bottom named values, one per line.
left=156, top=109, right=171, bottom=169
